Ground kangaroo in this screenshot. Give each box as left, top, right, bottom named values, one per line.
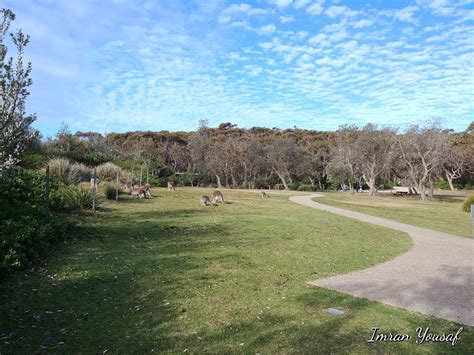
left=200, top=195, right=212, bottom=206
left=143, top=184, right=152, bottom=198
left=167, top=181, right=176, bottom=191
left=211, top=190, right=224, bottom=204
left=131, top=187, right=144, bottom=199
left=260, top=191, right=269, bottom=198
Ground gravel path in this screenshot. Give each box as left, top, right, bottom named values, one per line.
left=289, top=194, right=474, bottom=326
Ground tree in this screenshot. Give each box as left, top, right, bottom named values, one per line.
left=0, top=8, right=37, bottom=169
left=356, top=124, right=395, bottom=196
left=443, top=132, right=473, bottom=190
left=328, top=125, right=360, bottom=193
left=396, top=125, right=448, bottom=200
left=267, top=136, right=306, bottom=190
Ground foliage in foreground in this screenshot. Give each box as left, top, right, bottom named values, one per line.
left=461, top=194, right=474, bottom=213
left=0, top=167, right=74, bottom=276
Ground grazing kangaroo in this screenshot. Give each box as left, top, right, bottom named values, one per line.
left=131, top=184, right=150, bottom=199
left=167, top=181, right=175, bottom=191
left=200, top=195, right=212, bottom=206
left=211, top=190, right=224, bottom=204
left=131, top=187, right=145, bottom=199
left=143, top=184, right=152, bottom=198
left=260, top=191, right=269, bottom=198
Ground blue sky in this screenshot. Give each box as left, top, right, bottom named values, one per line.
left=3, top=0, right=473, bottom=136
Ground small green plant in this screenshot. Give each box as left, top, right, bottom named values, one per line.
left=104, top=183, right=119, bottom=200
left=62, top=185, right=95, bottom=210
left=461, top=195, right=474, bottom=213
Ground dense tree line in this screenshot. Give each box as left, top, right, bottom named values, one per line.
left=17, top=120, right=473, bottom=200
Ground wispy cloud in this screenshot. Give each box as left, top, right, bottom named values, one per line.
left=2, top=0, right=472, bottom=135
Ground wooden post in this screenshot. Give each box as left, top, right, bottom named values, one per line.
left=43, top=165, right=50, bottom=223
left=92, top=168, right=97, bottom=213
left=116, top=171, right=119, bottom=202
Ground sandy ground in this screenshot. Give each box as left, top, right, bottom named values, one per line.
left=290, top=194, right=474, bottom=326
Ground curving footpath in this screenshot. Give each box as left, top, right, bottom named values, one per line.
left=289, top=194, right=474, bottom=326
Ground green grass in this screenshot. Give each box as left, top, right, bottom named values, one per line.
left=1, top=188, right=472, bottom=353
left=314, top=191, right=473, bottom=238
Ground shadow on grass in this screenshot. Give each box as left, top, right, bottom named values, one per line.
left=1, top=200, right=472, bottom=354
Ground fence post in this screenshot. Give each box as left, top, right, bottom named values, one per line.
left=116, top=171, right=119, bottom=202
left=43, top=165, right=50, bottom=223
left=92, top=168, right=97, bottom=213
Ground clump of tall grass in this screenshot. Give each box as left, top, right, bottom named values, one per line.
left=62, top=185, right=96, bottom=210
left=103, top=183, right=120, bottom=200
left=48, top=158, right=92, bottom=184
left=95, top=162, right=122, bottom=182
left=48, top=158, right=72, bottom=184
left=69, top=163, right=92, bottom=183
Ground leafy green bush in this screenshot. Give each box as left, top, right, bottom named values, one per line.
left=289, top=182, right=301, bottom=190
left=461, top=195, right=474, bottom=213
left=297, top=184, right=315, bottom=191
left=146, top=175, right=165, bottom=187
left=0, top=167, right=75, bottom=276
left=435, top=180, right=450, bottom=190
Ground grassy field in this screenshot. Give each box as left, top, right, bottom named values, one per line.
left=314, top=191, right=473, bottom=238
left=0, top=188, right=472, bottom=353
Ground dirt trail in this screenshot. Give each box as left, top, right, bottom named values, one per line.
left=289, top=194, right=474, bottom=326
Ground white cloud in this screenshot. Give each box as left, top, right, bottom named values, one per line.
left=280, top=15, right=295, bottom=23
left=257, top=24, right=276, bottom=35
left=219, top=3, right=270, bottom=23
left=352, top=19, right=374, bottom=28
left=417, top=0, right=454, bottom=16
left=270, top=0, right=293, bottom=9
left=294, top=0, right=312, bottom=9
left=393, top=6, right=419, bottom=23
left=308, top=33, right=327, bottom=44
left=325, top=5, right=358, bottom=18
left=306, top=1, right=325, bottom=15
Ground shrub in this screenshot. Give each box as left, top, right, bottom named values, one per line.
left=70, top=163, right=92, bottom=183
left=289, top=182, right=301, bottom=190
left=461, top=195, right=474, bottom=213
left=297, top=184, right=315, bottom=191
left=95, top=162, right=122, bottom=181
left=0, top=167, right=75, bottom=276
left=62, top=185, right=95, bottom=210
left=146, top=175, right=165, bottom=187
left=103, top=183, right=119, bottom=200
left=435, top=180, right=450, bottom=190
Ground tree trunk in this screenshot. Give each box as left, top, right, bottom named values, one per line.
left=276, top=172, right=289, bottom=190
left=215, top=174, right=223, bottom=189
left=418, top=182, right=427, bottom=200
left=445, top=171, right=455, bottom=191
left=428, top=177, right=435, bottom=198
left=349, top=182, right=355, bottom=194
left=308, top=176, right=315, bottom=189
left=368, top=177, right=376, bottom=196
